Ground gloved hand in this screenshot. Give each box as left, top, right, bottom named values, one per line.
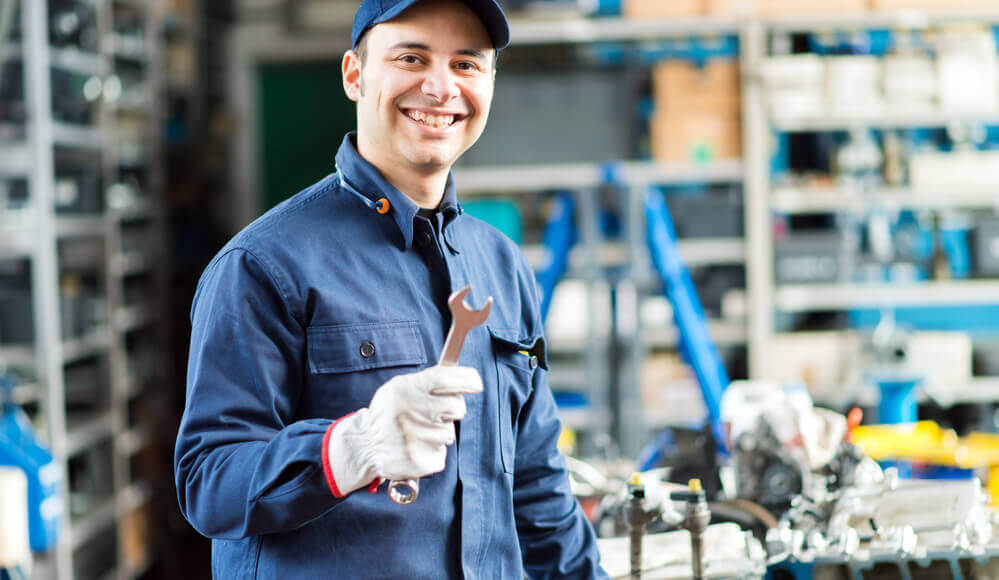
left=325, top=365, right=483, bottom=497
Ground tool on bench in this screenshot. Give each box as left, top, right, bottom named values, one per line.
left=388, top=285, right=492, bottom=505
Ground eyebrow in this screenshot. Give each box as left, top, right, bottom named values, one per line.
left=388, top=42, right=488, bottom=60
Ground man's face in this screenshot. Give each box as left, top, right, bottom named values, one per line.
left=343, top=0, right=496, bottom=175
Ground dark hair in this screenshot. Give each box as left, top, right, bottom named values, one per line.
left=354, top=33, right=369, bottom=64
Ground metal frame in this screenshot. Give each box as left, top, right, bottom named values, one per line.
left=1, top=0, right=168, bottom=577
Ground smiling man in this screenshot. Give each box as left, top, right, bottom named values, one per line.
left=174, top=0, right=607, bottom=577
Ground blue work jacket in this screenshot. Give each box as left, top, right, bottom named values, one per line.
left=174, top=134, right=607, bottom=579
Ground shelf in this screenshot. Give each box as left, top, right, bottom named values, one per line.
left=62, top=328, right=111, bottom=363
left=113, top=304, right=153, bottom=333
left=772, top=185, right=999, bottom=214
left=111, top=198, right=153, bottom=221
left=812, top=377, right=999, bottom=410
left=766, top=8, right=999, bottom=33
left=110, top=35, right=148, bottom=62
left=0, top=143, right=31, bottom=176
left=548, top=361, right=588, bottom=390
left=110, top=253, right=150, bottom=277
left=454, top=160, right=743, bottom=194
left=66, top=411, right=114, bottom=457
left=557, top=406, right=590, bottom=429
left=118, top=481, right=153, bottom=513
left=674, top=238, right=745, bottom=266
left=115, top=427, right=149, bottom=457
left=0, top=43, right=21, bottom=63
left=772, top=110, right=999, bottom=132
left=122, top=374, right=145, bottom=399
left=523, top=238, right=743, bottom=273
left=508, top=15, right=739, bottom=46
left=775, top=280, right=999, bottom=312
left=0, top=224, right=34, bottom=257
left=0, top=344, right=35, bottom=368
left=11, top=382, right=41, bottom=406
left=49, top=48, right=105, bottom=76
left=70, top=495, right=116, bottom=551
left=1, top=214, right=105, bottom=255
left=52, top=122, right=104, bottom=150
left=56, top=215, right=106, bottom=237
left=645, top=318, right=747, bottom=348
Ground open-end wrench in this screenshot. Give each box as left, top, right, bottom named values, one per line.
left=388, top=285, right=492, bottom=505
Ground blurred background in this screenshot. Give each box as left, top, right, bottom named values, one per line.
left=6, top=0, right=999, bottom=578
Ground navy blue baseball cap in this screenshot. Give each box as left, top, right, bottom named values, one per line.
left=352, top=0, right=510, bottom=51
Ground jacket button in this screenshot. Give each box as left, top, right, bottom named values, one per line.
left=417, top=232, right=433, bottom=247
left=360, top=342, right=376, bottom=358
left=529, top=356, right=538, bottom=370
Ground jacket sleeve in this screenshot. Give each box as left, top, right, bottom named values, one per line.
left=512, top=369, right=608, bottom=579
left=174, top=247, right=340, bottom=540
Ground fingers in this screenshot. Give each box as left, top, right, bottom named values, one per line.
left=425, top=365, right=483, bottom=396
left=429, top=393, right=467, bottom=424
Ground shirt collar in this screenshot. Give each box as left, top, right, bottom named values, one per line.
left=334, top=133, right=461, bottom=250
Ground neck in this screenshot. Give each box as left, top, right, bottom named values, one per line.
left=356, top=138, right=449, bottom=209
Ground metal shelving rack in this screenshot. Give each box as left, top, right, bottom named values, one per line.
left=449, top=16, right=749, bottom=456
left=742, top=9, right=999, bottom=397
left=0, top=0, right=168, bottom=577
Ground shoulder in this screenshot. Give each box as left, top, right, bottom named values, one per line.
left=455, top=211, right=527, bottom=266
left=197, top=174, right=345, bottom=299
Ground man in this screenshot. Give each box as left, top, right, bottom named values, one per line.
left=174, top=0, right=607, bottom=577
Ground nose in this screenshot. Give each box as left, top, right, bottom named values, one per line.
left=421, top=64, right=459, bottom=103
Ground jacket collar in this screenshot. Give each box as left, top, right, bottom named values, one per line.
left=334, top=133, right=460, bottom=250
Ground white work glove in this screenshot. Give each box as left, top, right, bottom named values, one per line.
left=326, top=365, right=483, bottom=497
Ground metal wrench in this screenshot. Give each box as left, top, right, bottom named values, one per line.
left=388, top=285, right=492, bottom=505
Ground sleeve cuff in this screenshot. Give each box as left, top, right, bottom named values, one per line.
left=322, top=412, right=356, bottom=498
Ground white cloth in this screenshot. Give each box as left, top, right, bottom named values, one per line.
left=327, top=365, right=483, bottom=496
left=0, top=467, right=30, bottom=567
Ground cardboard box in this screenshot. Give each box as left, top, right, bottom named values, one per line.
left=624, top=0, right=704, bottom=19
left=759, top=0, right=868, bottom=15
left=120, top=506, right=150, bottom=570
left=872, top=0, right=999, bottom=11
left=763, top=332, right=863, bottom=402
left=650, top=111, right=742, bottom=162
left=640, top=353, right=707, bottom=426
left=705, top=0, right=760, bottom=16
left=653, top=60, right=741, bottom=115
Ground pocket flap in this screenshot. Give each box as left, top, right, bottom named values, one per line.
left=307, top=320, right=426, bottom=374
left=487, top=326, right=548, bottom=371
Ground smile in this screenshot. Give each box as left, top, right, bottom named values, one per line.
left=403, top=109, right=462, bottom=129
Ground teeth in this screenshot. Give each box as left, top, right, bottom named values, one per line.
left=406, top=110, right=455, bottom=128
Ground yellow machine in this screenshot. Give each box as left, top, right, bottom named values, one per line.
left=851, top=420, right=999, bottom=506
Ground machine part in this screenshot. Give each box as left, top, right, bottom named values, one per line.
left=597, top=523, right=767, bottom=580
left=768, top=470, right=999, bottom=579
left=671, top=479, right=711, bottom=580
left=626, top=473, right=662, bottom=579
left=387, top=286, right=492, bottom=506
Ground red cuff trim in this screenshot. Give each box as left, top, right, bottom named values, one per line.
left=322, top=412, right=357, bottom=498
left=368, top=478, right=381, bottom=493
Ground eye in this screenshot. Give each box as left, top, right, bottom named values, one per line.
left=399, top=54, right=423, bottom=65
left=455, top=61, right=481, bottom=73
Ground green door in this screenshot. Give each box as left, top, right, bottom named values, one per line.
left=257, top=60, right=356, bottom=212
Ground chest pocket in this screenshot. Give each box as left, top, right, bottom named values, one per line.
left=488, top=326, right=545, bottom=474
left=306, top=321, right=428, bottom=411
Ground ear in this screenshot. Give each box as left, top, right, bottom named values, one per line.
left=342, top=49, right=362, bottom=102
